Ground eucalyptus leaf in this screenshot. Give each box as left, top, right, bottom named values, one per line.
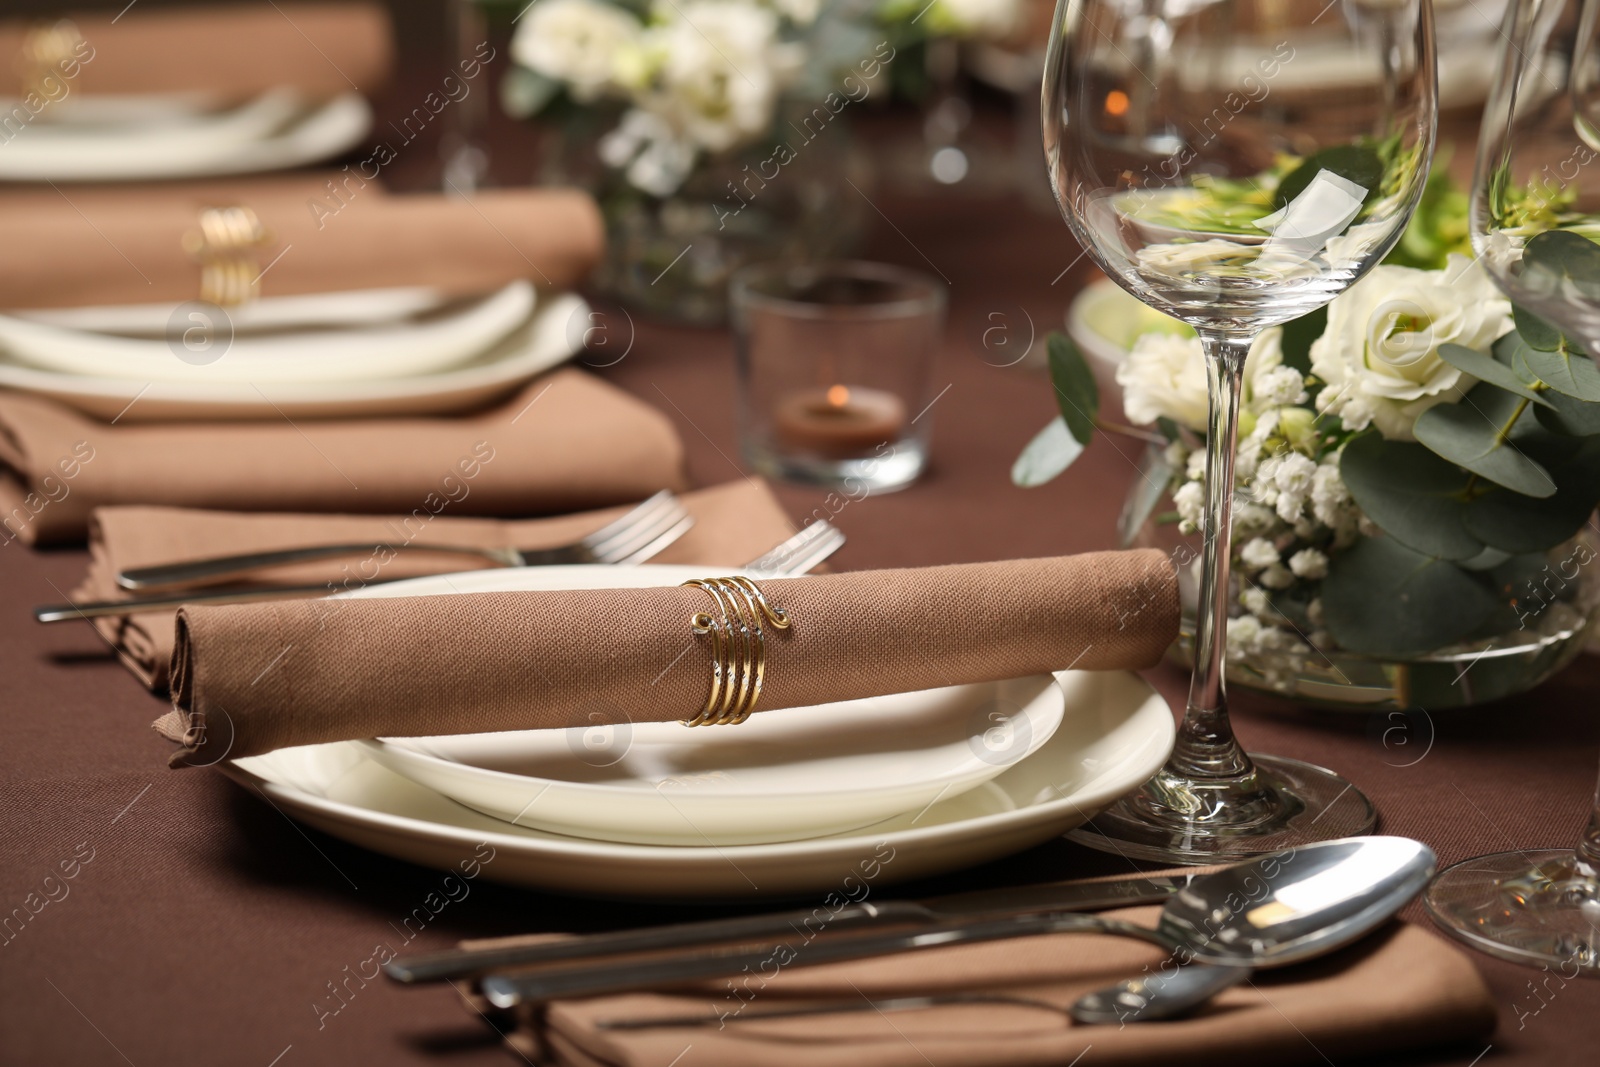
left=1413, top=385, right=1558, bottom=498
left=1520, top=341, right=1600, bottom=401
left=1494, top=330, right=1538, bottom=375
left=1012, top=416, right=1085, bottom=487
left=1437, top=343, right=1551, bottom=407
left=1047, top=333, right=1099, bottom=445
left=1117, top=443, right=1176, bottom=547
left=1321, top=538, right=1499, bottom=656
left=1535, top=389, right=1600, bottom=435
left=1464, top=437, right=1600, bottom=553
left=1512, top=305, right=1564, bottom=352
left=1339, top=433, right=1481, bottom=560
left=1274, top=145, right=1384, bottom=210
left=1520, top=230, right=1600, bottom=305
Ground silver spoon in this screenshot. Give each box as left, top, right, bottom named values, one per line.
left=480, top=836, right=1437, bottom=1009
left=1071, top=834, right=1437, bottom=1026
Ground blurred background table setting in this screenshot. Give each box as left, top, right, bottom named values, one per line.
left=2, top=0, right=1598, bottom=1065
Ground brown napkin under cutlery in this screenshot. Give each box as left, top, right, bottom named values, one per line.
left=75, top=479, right=796, bottom=691
left=0, top=2, right=394, bottom=99
left=464, top=908, right=1494, bottom=1067
left=158, top=549, right=1178, bottom=766
left=0, top=368, right=686, bottom=545
left=0, top=185, right=603, bottom=308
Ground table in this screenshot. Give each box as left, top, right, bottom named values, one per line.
left=2, top=181, right=1595, bottom=1067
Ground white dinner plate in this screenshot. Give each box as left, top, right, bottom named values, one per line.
left=0, top=91, right=371, bottom=182
left=0, top=291, right=588, bottom=421
left=358, top=675, right=1064, bottom=846
left=223, top=668, right=1174, bottom=900
left=0, top=281, right=536, bottom=385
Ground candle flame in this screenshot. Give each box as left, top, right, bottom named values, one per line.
left=826, top=384, right=850, bottom=407
left=1105, top=90, right=1129, bottom=117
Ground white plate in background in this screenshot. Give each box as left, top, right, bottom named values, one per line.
left=0, top=91, right=371, bottom=182
left=0, top=281, right=535, bottom=385
left=0, top=291, right=589, bottom=421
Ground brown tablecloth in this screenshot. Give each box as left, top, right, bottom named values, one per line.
left=1, top=149, right=1590, bottom=1067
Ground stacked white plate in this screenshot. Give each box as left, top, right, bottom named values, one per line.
left=0, top=88, right=371, bottom=182
left=224, top=565, right=1177, bottom=900
left=0, top=281, right=589, bottom=420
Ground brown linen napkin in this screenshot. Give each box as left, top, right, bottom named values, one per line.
left=460, top=909, right=1494, bottom=1067
left=0, top=368, right=686, bottom=545
left=0, top=185, right=603, bottom=308
left=158, top=549, right=1177, bottom=765
left=74, top=479, right=796, bottom=691
left=0, top=2, right=394, bottom=99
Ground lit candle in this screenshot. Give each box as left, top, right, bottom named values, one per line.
left=772, top=385, right=907, bottom=459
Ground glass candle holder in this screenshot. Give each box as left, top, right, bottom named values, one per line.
left=731, top=261, right=945, bottom=493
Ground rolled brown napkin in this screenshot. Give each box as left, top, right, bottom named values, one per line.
left=462, top=908, right=1493, bottom=1067
left=0, top=2, right=394, bottom=99
left=158, top=549, right=1178, bottom=765
left=0, top=186, right=603, bottom=308
left=0, top=368, right=686, bottom=545
left=74, top=479, right=797, bottom=691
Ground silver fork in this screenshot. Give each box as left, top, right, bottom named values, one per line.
left=116, top=490, right=691, bottom=591
left=743, top=519, right=845, bottom=576
left=33, top=519, right=843, bottom=623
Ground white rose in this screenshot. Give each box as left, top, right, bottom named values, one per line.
left=1310, top=253, right=1513, bottom=440
left=1117, top=327, right=1284, bottom=432
left=639, top=2, right=793, bottom=154
left=513, top=0, right=641, bottom=102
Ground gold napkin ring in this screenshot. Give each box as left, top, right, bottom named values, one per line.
left=18, top=20, right=82, bottom=102
left=681, top=576, right=790, bottom=726
left=182, top=206, right=272, bottom=307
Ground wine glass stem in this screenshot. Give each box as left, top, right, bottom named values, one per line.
left=1577, top=759, right=1600, bottom=873
left=1172, top=330, right=1255, bottom=781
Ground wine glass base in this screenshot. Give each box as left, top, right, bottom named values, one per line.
left=1064, top=753, right=1376, bottom=864
left=1424, top=850, right=1600, bottom=973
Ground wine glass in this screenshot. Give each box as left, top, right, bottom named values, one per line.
left=1424, top=0, right=1600, bottom=972
left=1042, top=0, right=1438, bottom=861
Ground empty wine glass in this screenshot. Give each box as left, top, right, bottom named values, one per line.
left=1424, top=0, right=1600, bottom=973
left=1042, top=0, right=1438, bottom=861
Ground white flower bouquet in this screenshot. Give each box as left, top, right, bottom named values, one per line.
left=1019, top=164, right=1600, bottom=674
left=504, top=0, right=1019, bottom=198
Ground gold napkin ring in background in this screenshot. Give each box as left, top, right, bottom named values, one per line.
left=681, top=576, right=790, bottom=726
left=18, top=19, right=82, bottom=102
left=182, top=206, right=272, bottom=307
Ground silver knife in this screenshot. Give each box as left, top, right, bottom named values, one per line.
left=383, top=873, right=1186, bottom=984
left=479, top=906, right=1170, bottom=1008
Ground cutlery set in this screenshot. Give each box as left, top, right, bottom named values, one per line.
left=387, top=836, right=1435, bottom=1028
left=33, top=491, right=844, bottom=622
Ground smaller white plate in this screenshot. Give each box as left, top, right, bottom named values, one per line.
left=223, top=669, right=1174, bottom=900
left=359, top=675, right=1064, bottom=846
left=0, top=91, right=371, bottom=182
left=0, top=281, right=536, bottom=385
left=0, top=291, right=588, bottom=421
